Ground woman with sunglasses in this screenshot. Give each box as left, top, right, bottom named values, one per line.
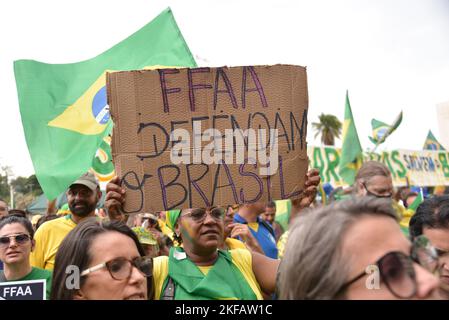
left=51, top=218, right=153, bottom=300
left=158, top=207, right=279, bottom=299
left=105, top=177, right=280, bottom=300
left=0, top=214, right=53, bottom=299
left=278, top=197, right=442, bottom=299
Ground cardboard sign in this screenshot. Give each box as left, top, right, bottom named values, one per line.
left=0, top=279, right=46, bottom=300
left=107, top=65, right=308, bottom=212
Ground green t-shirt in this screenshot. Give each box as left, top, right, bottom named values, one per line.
left=5, top=267, right=52, bottom=299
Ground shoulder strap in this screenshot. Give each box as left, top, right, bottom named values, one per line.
left=259, top=219, right=276, bottom=238
left=161, top=276, right=176, bottom=300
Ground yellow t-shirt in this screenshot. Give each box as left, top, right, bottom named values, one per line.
left=197, top=265, right=212, bottom=275
left=392, top=202, right=414, bottom=229
left=225, top=237, right=247, bottom=250
left=30, top=215, right=77, bottom=271
left=153, top=249, right=263, bottom=300
left=247, top=222, right=259, bottom=232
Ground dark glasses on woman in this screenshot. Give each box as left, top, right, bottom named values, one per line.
left=0, top=234, right=31, bottom=247
left=338, top=235, right=438, bottom=299
left=81, top=256, right=153, bottom=281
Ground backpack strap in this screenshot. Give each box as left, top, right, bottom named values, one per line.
left=259, top=219, right=276, bottom=239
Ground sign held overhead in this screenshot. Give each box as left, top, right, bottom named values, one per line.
left=107, top=65, right=309, bottom=212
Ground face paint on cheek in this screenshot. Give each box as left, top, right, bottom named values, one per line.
left=179, top=219, right=195, bottom=244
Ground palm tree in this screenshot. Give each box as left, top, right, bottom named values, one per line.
left=312, top=113, right=342, bottom=146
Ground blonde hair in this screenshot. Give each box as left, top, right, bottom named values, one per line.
left=277, top=196, right=397, bottom=299
left=354, top=161, right=392, bottom=193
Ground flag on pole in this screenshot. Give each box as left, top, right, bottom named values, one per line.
left=369, top=111, right=403, bottom=145
left=338, top=91, right=363, bottom=185
left=368, top=119, right=389, bottom=145
left=423, top=130, right=446, bottom=151
left=14, top=8, right=197, bottom=200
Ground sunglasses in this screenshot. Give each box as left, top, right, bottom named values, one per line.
left=81, top=256, right=153, bottom=281
left=338, top=235, right=439, bottom=299
left=362, top=182, right=393, bottom=199
left=182, top=207, right=225, bottom=223
left=0, top=234, right=31, bottom=247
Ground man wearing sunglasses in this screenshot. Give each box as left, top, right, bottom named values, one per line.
left=410, top=195, right=449, bottom=298
left=31, top=172, right=102, bottom=271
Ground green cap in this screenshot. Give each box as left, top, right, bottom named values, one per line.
left=70, top=172, right=99, bottom=191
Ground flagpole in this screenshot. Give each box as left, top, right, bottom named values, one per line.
left=371, top=139, right=382, bottom=153
left=10, top=185, right=14, bottom=209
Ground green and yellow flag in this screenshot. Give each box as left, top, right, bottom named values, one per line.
left=368, top=119, right=389, bottom=145
left=369, top=111, right=403, bottom=146
left=423, top=130, right=446, bottom=151
left=338, top=91, right=363, bottom=185
left=274, top=199, right=291, bottom=232
left=91, top=135, right=115, bottom=183
left=14, top=8, right=197, bottom=200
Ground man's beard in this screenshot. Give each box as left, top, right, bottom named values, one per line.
left=69, top=201, right=96, bottom=218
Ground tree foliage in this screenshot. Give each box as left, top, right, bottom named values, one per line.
left=312, top=113, right=342, bottom=146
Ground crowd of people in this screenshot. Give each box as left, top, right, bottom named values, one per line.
left=1, top=161, right=449, bottom=300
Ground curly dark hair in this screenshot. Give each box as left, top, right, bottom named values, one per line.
left=0, top=214, right=34, bottom=239
left=409, top=195, right=449, bottom=240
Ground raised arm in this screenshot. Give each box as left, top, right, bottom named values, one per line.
left=104, top=176, right=127, bottom=222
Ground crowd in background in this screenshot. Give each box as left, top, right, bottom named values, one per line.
left=1, top=161, right=449, bottom=300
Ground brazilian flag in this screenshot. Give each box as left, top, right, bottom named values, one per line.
left=369, top=111, right=403, bottom=146
left=338, top=91, right=363, bottom=185
left=423, top=130, right=446, bottom=151
left=14, top=8, right=197, bottom=200
left=368, top=119, right=389, bottom=145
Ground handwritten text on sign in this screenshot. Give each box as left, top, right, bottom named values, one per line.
left=107, top=65, right=309, bottom=212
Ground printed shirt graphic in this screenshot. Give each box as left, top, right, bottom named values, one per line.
left=3, top=267, right=52, bottom=300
